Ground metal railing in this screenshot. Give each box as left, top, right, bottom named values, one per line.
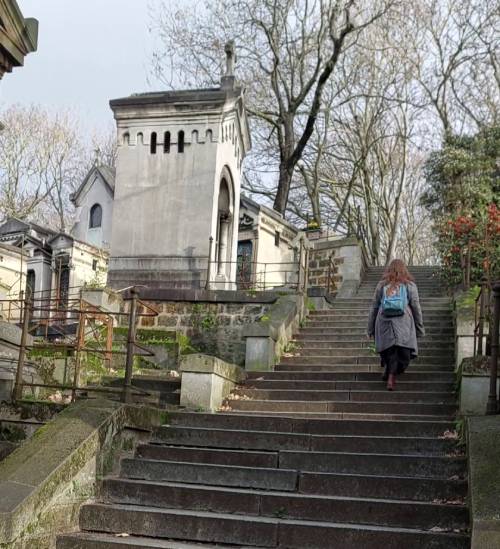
left=10, top=287, right=159, bottom=404
left=473, top=278, right=490, bottom=357
left=486, top=281, right=500, bottom=415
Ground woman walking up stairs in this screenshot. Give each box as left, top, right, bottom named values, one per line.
left=367, top=260, right=425, bottom=391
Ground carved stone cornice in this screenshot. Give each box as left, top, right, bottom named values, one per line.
left=0, top=0, right=38, bottom=80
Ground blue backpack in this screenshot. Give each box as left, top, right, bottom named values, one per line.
left=381, top=284, right=408, bottom=317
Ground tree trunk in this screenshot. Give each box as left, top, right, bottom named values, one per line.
left=273, top=162, right=294, bottom=215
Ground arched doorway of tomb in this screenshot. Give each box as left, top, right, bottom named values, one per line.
left=215, top=166, right=235, bottom=284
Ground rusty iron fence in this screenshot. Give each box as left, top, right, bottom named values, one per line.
left=473, top=278, right=490, bottom=357
left=486, top=281, right=500, bottom=415
left=8, top=287, right=159, bottom=404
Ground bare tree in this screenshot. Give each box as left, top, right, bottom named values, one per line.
left=0, top=104, right=116, bottom=231
left=0, top=105, right=53, bottom=219
left=405, top=0, right=499, bottom=136
left=151, top=0, right=396, bottom=214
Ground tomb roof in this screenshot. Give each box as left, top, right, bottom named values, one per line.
left=110, top=85, right=243, bottom=109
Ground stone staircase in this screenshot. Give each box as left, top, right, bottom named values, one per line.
left=57, top=266, right=470, bottom=548
left=100, top=372, right=181, bottom=408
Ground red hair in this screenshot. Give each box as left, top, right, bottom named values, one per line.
left=382, top=259, right=414, bottom=286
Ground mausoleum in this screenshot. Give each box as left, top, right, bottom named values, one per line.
left=107, top=43, right=252, bottom=290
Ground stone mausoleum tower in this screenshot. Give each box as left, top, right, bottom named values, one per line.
left=107, top=43, right=251, bottom=290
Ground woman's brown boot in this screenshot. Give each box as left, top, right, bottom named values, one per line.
left=387, top=374, right=395, bottom=391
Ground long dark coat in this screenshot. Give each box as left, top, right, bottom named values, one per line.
left=367, top=281, right=425, bottom=358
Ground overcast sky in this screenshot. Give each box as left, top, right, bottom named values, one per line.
left=0, top=0, right=160, bottom=131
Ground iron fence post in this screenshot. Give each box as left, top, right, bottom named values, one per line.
left=205, top=237, right=213, bottom=290
left=303, top=246, right=309, bottom=294
left=72, top=302, right=85, bottom=402
left=297, top=239, right=303, bottom=291
left=486, top=282, right=500, bottom=415
left=123, top=288, right=138, bottom=403
left=13, top=295, right=31, bottom=401
left=477, top=277, right=487, bottom=355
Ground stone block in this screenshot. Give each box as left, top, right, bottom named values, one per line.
left=460, top=374, right=500, bottom=415
left=179, top=354, right=245, bottom=411
left=140, top=315, right=155, bottom=327
left=81, top=289, right=122, bottom=314
left=157, top=315, right=178, bottom=327
left=0, top=399, right=164, bottom=547
left=468, top=415, right=500, bottom=548
left=245, top=337, right=275, bottom=371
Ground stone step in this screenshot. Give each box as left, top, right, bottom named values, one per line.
left=76, top=503, right=469, bottom=549
left=104, top=376, right=180, bottom=392
left=275, top=363, right=455, bottom=371
left=137, top=443, right=278, bottom=468
left=307, top=313, right=452, bottom=321
left=294, top=333, right=454, bottom=342
left=58, top=532, right=239, bottom=548
left=360, top=275, right=442, bottom=280
left=331, top=299, right=451, bottom=305
left=154, top=426, right=456, bottom=456
left=294, top=348, right=452, bottom=358
left=225, top=399, right=457, bottom=416
left=221, top=410, right=455, bottom=421
left=356, top=294, right=445, bottom=298
left=233, top=388, right=456, bottom=404
left=246, top=379, right=455, bottom=391
left=280, top=353, right=453, bottom=363
left=311, top=309, right=452, bottom=315
left=299, top=471, right=467, bottom=502
left=298, top=327, right=454, bottom=336
left=101, top=478, right=468, bottom=530
left=279, top=450, right=466, bottom=479
left=78, top=504, right=278, bottom=547
left=304, top=320, right=454, bottom=328
left=120, top=458, right=298, bottom=491
left=293, top=340, right=454, bottom=349
left=246, top=371, right=456, bottom=382
left=168, top=412, right=454, bottom=437
left=357, top=284, right=444, bottom=290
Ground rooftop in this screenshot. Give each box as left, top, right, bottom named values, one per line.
left=110, top=84, right=242, bottom=110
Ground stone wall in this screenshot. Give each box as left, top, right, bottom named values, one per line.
left=307, top=246, right=340, bottom=292
left=0, top=399, right=164, bottom=548
left=307, top=236, right=367, bottom=296
left=128, top=290, right=277, bottom=367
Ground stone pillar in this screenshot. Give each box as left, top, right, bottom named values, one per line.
left=217, top=216, right=230, bottom=277
left=180, top=354, right=246, bottom=411
left=245, top=336, right=276, bottom=371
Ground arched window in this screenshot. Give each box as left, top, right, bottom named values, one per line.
left=192, top=129, right=199, bottom=143
left=150, top=132, right=157, bottom=154
left=206, top=129, right=213, bottom=142
left=137, top=132, right=143, bottom=145
left=89, top=204, right=102, bottom=229
left=123, top=132, right=130, bottom=145
left=178, top=131, right=185, bottom=153
left=164, top=131, right=171, bottom=153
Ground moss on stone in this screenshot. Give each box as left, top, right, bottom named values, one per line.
left=0, top=399, right=164, bottom=546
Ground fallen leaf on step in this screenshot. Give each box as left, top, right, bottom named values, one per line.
left=429, top=526, right=447, bottom=532
left=256, top=377, right=264, bottom=380
left=446, top=498, right=465, bottom=505
left=115, top=533, right=130, bottom=537
left=218, top=405, right=232, bottom=412
left=439, top=430, right=458, bottom=440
